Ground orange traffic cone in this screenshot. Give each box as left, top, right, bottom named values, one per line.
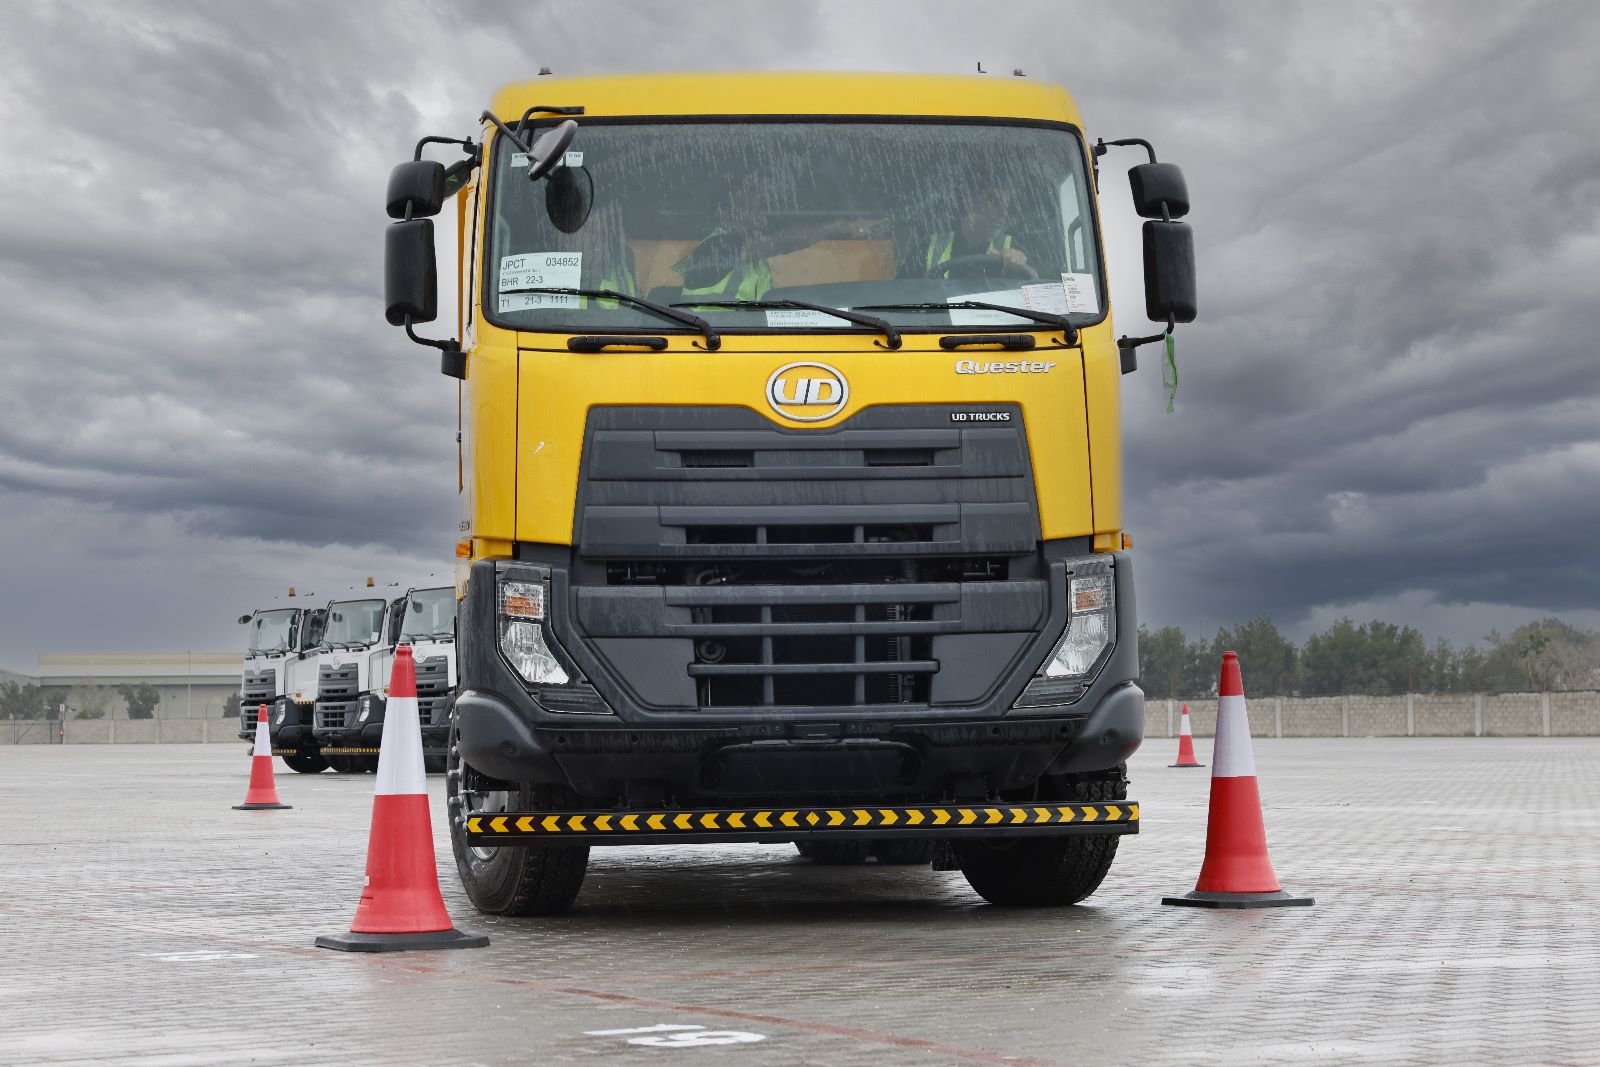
left=1162, top=652, right=1312, bottom=909
left=234, top=704, right=291, bottom=810
left=1170, top=703, right=1204, bottom=767
left=316, top=646, right=486, bottom=952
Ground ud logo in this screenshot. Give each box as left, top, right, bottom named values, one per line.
left=765, top=362, right=848, bottom=422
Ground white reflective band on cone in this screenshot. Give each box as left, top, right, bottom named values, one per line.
left=1179, top=710, right=1193, bottom=737
left=253, top=716, right=271, bottom=758
left=1211, top=694, right=1256, bottom=778
left=374, top=695, right=426, bottom=796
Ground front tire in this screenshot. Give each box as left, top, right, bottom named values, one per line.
left=954, top=766, right=1127, bottom=907
left=446, top=723, right=588, bottom=916
left=282, top=750, right=328, bottom=774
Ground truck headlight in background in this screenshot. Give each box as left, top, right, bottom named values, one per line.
left=357, top=695, right=372, bottom=723
left=1014, top=558, right=1116, bottom=708
left=499, top=576, right=570, bottom=686
left=274, top=706, right=287, bottom=726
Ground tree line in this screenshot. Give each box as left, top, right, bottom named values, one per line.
left=1139, top=616, right=1600, bottom=698
left=0, top=682, right=163, bottom=720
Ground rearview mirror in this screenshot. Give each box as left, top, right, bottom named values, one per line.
left=238, top=614, right=252, bottom=625
left=385, top=219, right=437, bottom=326
left=545, top=164, right=594, bottom=233
left=386, top=160, right=446, bottom=220
left=1142, top=220, right=1197, bottom=323
left=525, top=120, right=578, bottom=181
left=1128, top=162, right=1189, bottom=220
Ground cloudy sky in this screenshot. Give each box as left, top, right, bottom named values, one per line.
left=1, top=1, right=1596, bottom=669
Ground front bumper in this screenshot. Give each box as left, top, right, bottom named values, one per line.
left=455, top=549, right=1142, bottom=802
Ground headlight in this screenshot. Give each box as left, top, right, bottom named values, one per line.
left=498, top=573, right=569, bottom=685
left=274, top=707, right=287, bottom=726
left=1014, top=557, right=1116, bottom=708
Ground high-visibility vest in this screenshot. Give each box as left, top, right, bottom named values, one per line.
left=925, top=232, right=1015, bottom=272
left=678, top=228, right=773, bottom=302
left=587, top=260, right=637, bottom=308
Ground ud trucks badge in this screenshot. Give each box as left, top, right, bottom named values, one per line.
left=766, top=362, right=848, bottom=422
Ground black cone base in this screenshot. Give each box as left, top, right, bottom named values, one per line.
left=233, top=802, right=292, bottom=810
left=315, top=927, right=489, bottom=953
left=1162, top=889, right=1314, bottom=909
left=1169, top=762, right=1205, bottom=768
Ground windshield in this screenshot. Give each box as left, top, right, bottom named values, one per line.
left=486, top=120, right=1100, bottom=333
left=324, top=599, right=385, bottom=648
left=246, top=609, right=296, bottom=654
left=400, top=587, right=457, bottom=640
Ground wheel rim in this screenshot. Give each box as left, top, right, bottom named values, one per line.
left=448, top=741, right=510, bottom=862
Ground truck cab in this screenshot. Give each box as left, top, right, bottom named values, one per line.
left=309, top=594, right=394, bottom=772
left=369, top=584, right=459, bottom=772
left=384, top=71, right=1196, bottom=914
left=237, top=602, right=329, bottom=773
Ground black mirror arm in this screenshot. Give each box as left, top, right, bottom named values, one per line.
left=413, top=134, right=477, bottom=163
left=514, top=104, right=585, bottom=137
left=1094, top=137, right=1158, bottom=164
left=479, top=110, right=534, bottom=155
left=404, top=317, right=467, bottom=380
left=1116, top=315, right=1175, bottom=375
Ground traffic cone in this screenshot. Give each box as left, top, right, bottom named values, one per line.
left=1162, top=652, right=1312, bottom=909
left=316, top=646, right=487, bottom=952
left=1170, top=703, right=1204, bottom=767
left=234, top=704, right=291, bottom=810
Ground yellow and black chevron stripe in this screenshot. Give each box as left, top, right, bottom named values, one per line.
left=319, top=747, right=382, bottom=755
left=465, top=801, right=1139, bottom=842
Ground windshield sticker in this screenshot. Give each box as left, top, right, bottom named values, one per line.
left=1060, top=273, right=1098, bottom=314
left=947, top=289, right=1027, bottom=327
left=497, top=252, right=582, bottom=312
left=1019, top=282, right=1070, bottom=315
left=764, top=308, right=838, bottom=329
left=509, top=153, right=530, bottom=168
left=562, top=151, right=583, bottom=168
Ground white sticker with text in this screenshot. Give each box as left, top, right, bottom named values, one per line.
left=1060, top=272, right=1099, bottom=313
left=765, top=308, right=838, bottom=329
left=497, top=252, right=582, bottom=312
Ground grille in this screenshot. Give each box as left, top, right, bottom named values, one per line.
left=415, top=656, right=452, bottom=725
left=316, top=705, right=354, bottom=730
left=240, top=667, right=276, bottom=729
left=564, top=405, right=1047, bottom=714
left=316, top=663, right=359, bottom=731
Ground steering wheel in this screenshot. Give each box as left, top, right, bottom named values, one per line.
left=926, top=252, right=1039, bottom=281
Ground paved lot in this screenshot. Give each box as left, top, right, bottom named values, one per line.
left=2, top=737, right=1597, bottom=1066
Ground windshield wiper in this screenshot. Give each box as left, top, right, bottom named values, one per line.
left=498, top=287, right=720, bottom=351
left=670, top=299, right=902, bottom=350
left=855, top=301, right=1078, bottom=343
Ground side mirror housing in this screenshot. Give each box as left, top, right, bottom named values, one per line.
left=386, top=160, right=446, bottom=220
left=238, top=614, right=252, bottom=625
left=1129, top=162, right=1189, bottom=219
left=385, top=219, right=437, bottom=326
left=524, top=120, right=578, bottom=181
left=1142, top=220, right=1197, bottom=323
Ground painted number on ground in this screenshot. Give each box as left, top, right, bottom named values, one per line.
left=585, top=1024, right=766, bottom=1048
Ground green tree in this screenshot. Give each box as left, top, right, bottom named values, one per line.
left=0, top=681, right=44, bottom=719
left=1211, top=616, right=1297, bottom=695
left=1301, top=618, right=1427, bottom=695
left=1137, top=625, right=1215, bottom=698
left=68, top=685, right=113, bottom=720
left=219, top=690, right=240, bottom=717
left=116, top=683, right=161, bottom=720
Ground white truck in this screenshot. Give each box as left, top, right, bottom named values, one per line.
left=236, top=599, right=329, bottom=773
left=305, top=591, right=393, bottom=772
left=368, top=584, right=458, bottom=773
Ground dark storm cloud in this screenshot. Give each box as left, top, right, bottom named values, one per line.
left=0, top=0, right=1596, bottom=664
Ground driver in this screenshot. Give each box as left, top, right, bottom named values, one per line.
left=924, top=185, right=1029, bottom=275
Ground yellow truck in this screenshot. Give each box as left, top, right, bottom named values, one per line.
left=382, top=72, right=1196, bottom=914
